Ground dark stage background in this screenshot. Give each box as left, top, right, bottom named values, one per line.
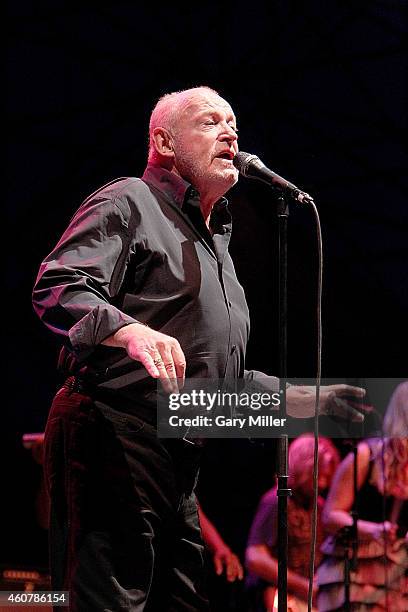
left=4, top=0, right=407, bottom=593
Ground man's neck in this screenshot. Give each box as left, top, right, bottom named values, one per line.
left=199, top=194, right=218, bottom=228
left=162, top=163, right=226, bottom=228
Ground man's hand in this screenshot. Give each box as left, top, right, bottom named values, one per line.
left=213, top=544, right=244, bottom=582
left=286, top=384, right=368, bottom=420
left=103, top=323, right=186, bottom=393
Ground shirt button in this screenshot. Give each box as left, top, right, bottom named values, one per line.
left=230, top=344, right=237, bottom=355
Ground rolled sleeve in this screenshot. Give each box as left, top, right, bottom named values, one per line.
left=243, top=369, right=280, bottom=393
left=68, top=304, right=137, bottom=361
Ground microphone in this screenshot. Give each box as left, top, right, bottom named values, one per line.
left=233, top=151, right=314, bottom=204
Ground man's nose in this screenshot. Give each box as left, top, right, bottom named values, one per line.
left=219, top=123, right=238, bottom=143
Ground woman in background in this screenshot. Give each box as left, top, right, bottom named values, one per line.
left=318, top=381, right=408, bottom=611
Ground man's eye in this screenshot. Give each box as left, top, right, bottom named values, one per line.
left=205, top=120, right=216, bottom=126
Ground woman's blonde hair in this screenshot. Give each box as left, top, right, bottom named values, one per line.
left=373, top=382, right=408, bottom=498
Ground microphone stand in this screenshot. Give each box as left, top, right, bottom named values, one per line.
left=276, top=193, right=291, bottom=612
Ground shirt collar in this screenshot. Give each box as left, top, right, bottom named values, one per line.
left=142, top=164, right=191, bottom=210
left=142, top=164, right=230, bottom=225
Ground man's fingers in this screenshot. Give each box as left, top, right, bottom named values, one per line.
left=226, top=564, right=236, bottom=581
left=122, top=326, right=185, bottom=393
left=138, top=350, right=173, bottom=392
left=346, top=399, right=373, bottom=414
left=159, top=345, right=179, bottom=393
left=213, top=555, right=223, bottom=576
left=332, top=397, right=365, bottom=422
left=139, top=352, right=160, bottom=379
left=229, top=555, right=244, bottom=581
left=171, top=341, right=186, bottom=388
left=325, top=385, right=371, bottom=421
left=331, top=384, right=366, bottom=398
left=152, top=348, right=177, bottom=394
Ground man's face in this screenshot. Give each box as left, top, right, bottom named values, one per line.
left=171, top=92, right=239, bottom=194
left=294, top=452, right=337, bottom=499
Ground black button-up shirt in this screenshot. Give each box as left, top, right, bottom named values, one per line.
left=33, top=165, right=277, bottom=415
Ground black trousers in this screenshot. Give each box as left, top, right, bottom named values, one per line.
left=44, top=382, right=209, bottom=611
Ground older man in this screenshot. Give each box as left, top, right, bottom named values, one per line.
left=33, top=86, right=364, bottom=611
left=33, top=86, right=250, bottom=612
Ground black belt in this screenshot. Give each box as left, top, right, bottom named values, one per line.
left=63, top=375, right=94, bottom=395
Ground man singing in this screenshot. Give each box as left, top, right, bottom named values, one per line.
left=33, top=86, right=364, bottom=611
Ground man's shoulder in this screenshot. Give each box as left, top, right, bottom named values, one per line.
left=247, top=486, right=278, bottom=545
left=76, top=177, right=159, bottom=225
left=83, top=177, right=151, bottom=204
left=258, top=486, right=278, bottom=509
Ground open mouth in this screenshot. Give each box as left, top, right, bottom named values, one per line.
left=215, top=151, right=235, bottom=161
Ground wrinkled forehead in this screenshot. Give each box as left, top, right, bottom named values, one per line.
left=178, top=92, right=235, bottom=121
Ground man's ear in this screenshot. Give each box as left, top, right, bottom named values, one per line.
left=152, top=127, right=175, bottom=159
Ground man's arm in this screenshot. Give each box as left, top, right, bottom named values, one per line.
left=243, top=371, right=367, bottom=419
left=198, top=504, right=243, bottom=582
left=32, top=195, right=137, bottom=360
left=246, top=543, right=314, bottom=602
left=32, top=190, right=185, bottom=390
left=286, top=384, right=367, bottom=420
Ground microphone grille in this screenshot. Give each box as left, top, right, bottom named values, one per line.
left=233, top=151, right=258, bottom=176
left=233, top=151, right=252, bottom=172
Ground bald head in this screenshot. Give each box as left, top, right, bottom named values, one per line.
left=148, top=86, right=224, bottom=163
